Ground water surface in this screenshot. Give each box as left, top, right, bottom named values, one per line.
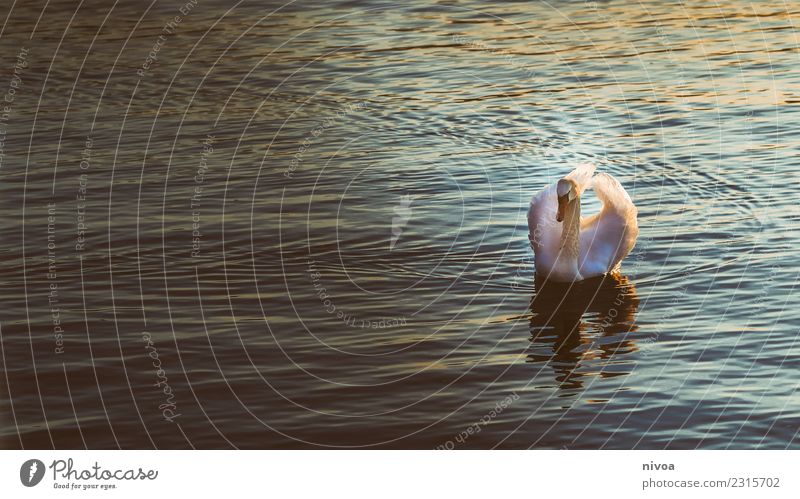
left=1, top=0, right=799, bottom=449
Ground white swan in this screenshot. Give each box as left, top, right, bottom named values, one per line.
left=527, top=163, right=638, bottom=282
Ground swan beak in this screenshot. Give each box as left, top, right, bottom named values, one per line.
left=556, top=195, right=568, bottom=222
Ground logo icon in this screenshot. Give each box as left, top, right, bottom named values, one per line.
left=390, top=194, right=413, bottom=250
left=20, top=459, right=45, bottom=487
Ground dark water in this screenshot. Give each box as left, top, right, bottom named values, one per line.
left=1, top=0, right=799, bottom=449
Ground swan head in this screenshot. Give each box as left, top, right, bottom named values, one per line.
left=556, top=178, right=578, bottom=222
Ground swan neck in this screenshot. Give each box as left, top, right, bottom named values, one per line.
left=560, top=196, right=581, bottom=259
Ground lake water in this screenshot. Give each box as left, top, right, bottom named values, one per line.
left=1, top=0, right=799, bottom=449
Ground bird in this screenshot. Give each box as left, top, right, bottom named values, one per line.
left=527, top=163, right=638, bottom=282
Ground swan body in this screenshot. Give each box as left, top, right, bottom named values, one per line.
left=527, top=163, right=638, bottom=282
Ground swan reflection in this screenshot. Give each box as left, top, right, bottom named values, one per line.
left=527, top=273, right=640, bottom=392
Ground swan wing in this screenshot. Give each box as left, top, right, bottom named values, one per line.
left=565, top=162, right=596, bottom=196
left=527, top=182, right=560, bottom=273
left=527, top=163, right=597, bottom=277
left=579, top=172, right=639, bottom=277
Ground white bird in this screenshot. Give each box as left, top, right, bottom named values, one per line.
left=527, top=163, right=638, bottom=282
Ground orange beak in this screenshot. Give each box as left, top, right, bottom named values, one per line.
left=556, top=195, right=568, bottom=222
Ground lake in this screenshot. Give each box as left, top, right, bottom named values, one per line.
left=0, top=0, right=798, bottom=449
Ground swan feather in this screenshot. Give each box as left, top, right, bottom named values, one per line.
left=528, top=164, right=639, bottom=282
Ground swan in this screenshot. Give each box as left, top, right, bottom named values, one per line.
left=527, top=163, right=638, bottom=282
